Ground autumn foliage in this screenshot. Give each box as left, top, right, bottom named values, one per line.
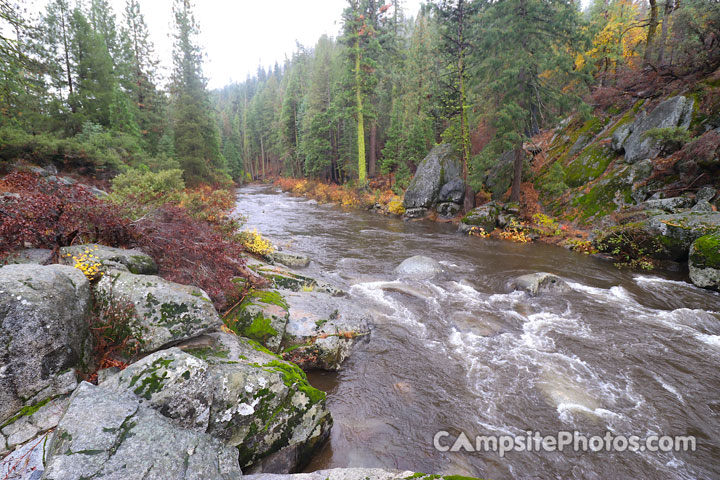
left=0, top=171, right=131, bottom=258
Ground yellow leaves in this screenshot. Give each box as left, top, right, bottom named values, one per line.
left=241, top=229, right=275, bottom=256
left=499, top=228, right=532, bottom=243
left=67, top=246, right=103, bottom=281
left=387, top=197, right=405, bottom=216
left=574, top=53, right=586, bottom=71
left=468, top=226, right=490, bottom=238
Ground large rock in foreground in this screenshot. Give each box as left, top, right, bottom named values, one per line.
left=612, top=96, right=694, bottom=163
left=0, top=264, right=91, bottom=425
left=102, top=332, right=331, bottom=473
left=95, top=271, right=222, bottom=355
left=281, top=291, right=371, bottom=371
left=42, top=382, right=242, bottom=480
left=689, top=234, right=720, bottom=290
left=403, top=144, right=462, bottom=216
left=60, top=244, right=158, bottom=275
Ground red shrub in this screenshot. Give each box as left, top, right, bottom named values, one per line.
left=131, top=206, right=258, bottom=311
left=0, top=172, right=131, bottom=258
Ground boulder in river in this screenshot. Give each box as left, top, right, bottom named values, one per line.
left=611, top=96, right=694, bottom=163
left=0, top=264, right=91, bottom=425
left=224, top=289, right=289, bottom=352
left=403, top=144, right=463, bottom=214
left=42, top=382, right=243, bottom=480
left=281, top=290, right=371, bottom=371
left=459, top=203, right=500, bottom=234
left=267, top=250, right=311, bottom=268
left=394, top=255, right=444, bottom=280
left=59, top=244, right=158, bottom=275
left=689, top=233, right=720, bottom=291
left=94, top=270, right=222, bottom=355
left=512, top=272, right=569, bottom=297
left=101, top=332, right=331, bottom=472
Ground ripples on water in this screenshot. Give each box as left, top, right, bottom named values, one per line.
left=234, top=185, right=720, bottom=480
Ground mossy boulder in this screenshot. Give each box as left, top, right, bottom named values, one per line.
left=94, top=271, right=222, bottom=355
left=512, top=273, right=569, bottom=297
left=101, top=333, right=332, bottom=473
left=0, top=264, right=91, bottom=426
left=42, top=382, right=242, bottom=479
left=596, top=211, right=720, bottom=262
left=249, top=260, right=345, bottom=296
left=689, top=234, right=720, bottom=290
left=266, top=250, right=310, bottom=269
left=60, top=244, right=158, bottom=275
left=460, top=203, right=499, bottom=233
left=225, top=289, right=289, bottom=352
left=281, top=291, right=371, bottom=371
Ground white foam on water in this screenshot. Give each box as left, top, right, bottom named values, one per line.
left=556, top=403, right=622, bottom=423
left=439, top=260, right=459, bottom=268
left=350, top=281, right=428, bottom=334
left=651, top=372, right=684, bottom=403
left=696, top=333, right=720, bottom=348
left=633, top=275, right=692, bottom=288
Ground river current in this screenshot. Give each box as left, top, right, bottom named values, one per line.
left=234, top=184, right=720, bottom=480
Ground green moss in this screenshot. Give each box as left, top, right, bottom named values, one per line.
left=244, top=316, right=279, bottom=344
left=563, top=143, right=615, bottom=188
left=690, top=234, right=720, bottom=268
left=262, top=360, right=326, bottom=404
left=185, top=346, right=230, bottom=361
left=128, top=357, right=172, bottom=399
left=245, top=338, right=282, bottom=358
left=252, top=290, right=288, bottom=309
left=0, top=397, right=52, bottom=429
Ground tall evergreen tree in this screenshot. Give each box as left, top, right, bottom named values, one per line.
left=170, top=0, right=225, bottom=184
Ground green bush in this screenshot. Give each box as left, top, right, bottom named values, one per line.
left=644, top=127, right=692, bottom=145
left=108, top=168, right=186, bottom=217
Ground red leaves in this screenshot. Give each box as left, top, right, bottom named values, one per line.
left=0, top=172, right=131, bottom=258
left=132, top=206, right=253, bottom=311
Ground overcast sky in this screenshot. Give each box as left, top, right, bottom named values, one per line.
left=27, top=0, right=425, bottom=89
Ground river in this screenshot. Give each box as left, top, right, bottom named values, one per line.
left=234, top=184, right=720, bottom=480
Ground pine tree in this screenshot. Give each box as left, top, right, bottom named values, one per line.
left=433, top=0, right=477, bottom=210
left=170, top=0, right=225, bottom=184
left=473, top=0, right=585, bottom=202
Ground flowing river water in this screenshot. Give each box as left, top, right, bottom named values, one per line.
left=234, top=184, right=720, bottom=480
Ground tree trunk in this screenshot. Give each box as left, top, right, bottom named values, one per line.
left=260, top=135, right=266, bottom=181
left=510, top=148, right=523, bottom=203
left=656, top=0, right=674, bottom=66
left=355, top=35, right=367, bottom=185
left=59, top=5, right=75, bottom=112
left=369, top=121, right=377, bottom=178
left=643, top=0, right=659, bottom=67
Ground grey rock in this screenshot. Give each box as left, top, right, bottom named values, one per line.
left=688, top=234, right=720, bottom=291
left=249, top=260, right=344, bottom=297
left=403, top=144, right=461, bottom=210
left=437, top=178, right=465, bottom=204
left=243, top=468, right=425, bottom=480
left=59, top=244, right=157, bottom=275
left=42, top=382, right=242, bottom=480
left=642, top=196, right=694, bottom=213
left=394, top=255, right=444, bottom=280
left=0, top=431, right=52, bottom=480
left=0, top=432, right=6, bottom=457
left=1, top=249, right=53, bottom=266
left=460, top=203, right=499, bottom=233
left=611, top=121, right=633, bottom=152
left=618, top=96, right=694, bottom=162
left=696, top=186, right=717, bottom=203
left=103, top=334, right=332, bottom=473
left=281, top=291, right=371, bottom=371
left=403, top=207, right=428, bottom=219
left=436, top=202, right=461, bottom=218
left=0, top=264, right=91, bottom=425
left=2, top=418, right=39, bottom=449
left=568, top=134, right=591, bottom=156
left=267, top=251, right=310, bottom=268
left=94, top=271, right=222, bottom=355
left=692, top=200, right=714, bottom=213
left=28, top=398, right=68, bottom=433
left=512, top=273, right=569, bottom=297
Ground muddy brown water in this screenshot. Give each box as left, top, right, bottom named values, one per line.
left=234, top=185, right=720, bottom=480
